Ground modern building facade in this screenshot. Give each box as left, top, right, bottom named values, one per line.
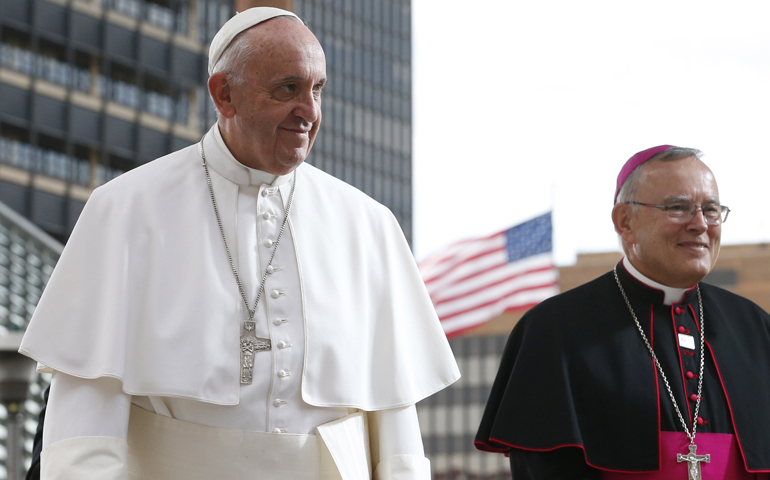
left=0, top=0, right=235, bottom=244
left=294, top=0, right=414, bottom=240
left=0, top=0, right=414, bottom=244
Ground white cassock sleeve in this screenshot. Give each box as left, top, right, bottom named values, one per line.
left=368, top=406, right=431, bottom=480
left=42, top=372, right=131, bottom=479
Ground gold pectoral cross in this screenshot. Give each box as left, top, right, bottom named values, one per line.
left=240, top=320, right=271, bottom=385
left=677, top=444, right=710, bottom=480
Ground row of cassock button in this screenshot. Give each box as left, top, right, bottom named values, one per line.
left=675, top=304, right=708, bottom=426
left=261, top=190, right=294, bottom=433
left=273, top=394, right=288, bottom=433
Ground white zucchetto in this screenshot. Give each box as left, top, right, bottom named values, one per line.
left=208, top=7, right=300, bottom=75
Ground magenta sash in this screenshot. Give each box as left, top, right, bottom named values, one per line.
left=600, top=432, right=770, bottom=479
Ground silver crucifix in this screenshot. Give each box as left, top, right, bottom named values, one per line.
left=677, top=444, right=710, bottom=480
left=240, top=320, right=271, bottom=384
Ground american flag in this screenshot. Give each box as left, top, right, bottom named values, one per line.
left=419, top=213, right=559, bottom=338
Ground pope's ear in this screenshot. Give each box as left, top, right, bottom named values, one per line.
left=612, top=202, right=637, bottom=243
left=208, top=72, right=236, bottom=118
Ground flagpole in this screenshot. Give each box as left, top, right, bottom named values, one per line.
left=550, top=182, right=556, bottom=216
left=550, top=182, right=557, bottom=268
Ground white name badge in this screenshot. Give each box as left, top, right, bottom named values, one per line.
left=678, top=333, right=695, bottom=350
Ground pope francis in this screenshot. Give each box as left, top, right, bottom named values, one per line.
left=19, top=7, right=459, bottom=480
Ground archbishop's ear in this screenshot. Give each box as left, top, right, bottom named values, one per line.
left=612, top=202, right=637, bottom=244
left=208, top=72, right=236, bottom=118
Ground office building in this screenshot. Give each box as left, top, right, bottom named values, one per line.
left=0, top=0, right=413, bottom=243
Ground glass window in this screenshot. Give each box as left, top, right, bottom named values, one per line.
left=401, top=5, right=410, bottom=37
left=111, top=0, right=141, bottom=18
left=333, top=132, right=344, bottom=159
left=104, top=62, right=140, bottom=109
left=145, top=0, right=174, bottom=30
left=352, top=21, right=361, bottom=44
left=363, top=50, right=373, bottom=82
left=144, top=75, right=174, bottom=120
left=372, top=28, right=382, bottom=55
left=373, top=169, right=382, bottom=203
left=324, top=6, right=334, bottom=32
left=175, top=2, right=189, bottom=35
left=353, top=79, right=363, bottom=105
left=354, top=49, right=364, bottom=80
left=372, top=88, right=382, bottom=112
left=382, top=0, right=392, bottom=31
left=343, top=44, right=353, bottom=75
left=364, top=166, right=374, bottom=194
left=353, top=164, right=363, bottom=191
left=333, top=156, right=345, bottom=180
left=371, top=52, right=381, bottom=87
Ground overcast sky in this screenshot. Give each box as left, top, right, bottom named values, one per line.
left=412, top=1, right=770, bottom=265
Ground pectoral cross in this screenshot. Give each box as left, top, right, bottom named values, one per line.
left=240, top=320, right=271, bottom=385
left=677, top=444, right=710, bottom=480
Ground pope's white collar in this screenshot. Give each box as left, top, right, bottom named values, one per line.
left=622, top=257, right=690, bottom=306
left=202, top=124, right=294, bottom=188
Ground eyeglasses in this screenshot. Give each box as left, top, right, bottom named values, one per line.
left=626, top=201, right=730, bottom=225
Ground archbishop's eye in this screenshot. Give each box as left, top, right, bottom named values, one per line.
left=280, top=84, right=296, bottom=93
left=667, top=204, right=689, bottom=214
left=703, top=205, right=721, bottom=216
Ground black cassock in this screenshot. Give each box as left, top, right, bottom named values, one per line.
left=475, top=263, right=770, bottom=478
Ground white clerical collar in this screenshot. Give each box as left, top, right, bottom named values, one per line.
left=622, top=257, right=690, bottom=305
left=203, top=124, right=293, bottom=187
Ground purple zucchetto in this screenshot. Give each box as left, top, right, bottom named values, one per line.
left=614, top=145, right=675, bottom=204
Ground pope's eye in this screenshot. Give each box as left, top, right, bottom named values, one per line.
left=280, top=84, right=296, bottom=92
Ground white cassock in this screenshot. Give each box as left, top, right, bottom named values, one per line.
left=20, top=124, right=460, bottom=479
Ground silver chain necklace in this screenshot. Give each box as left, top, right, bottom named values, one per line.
left=613, top=265, right=710, bottom=480
left=198, top=138, right=296, bottom=385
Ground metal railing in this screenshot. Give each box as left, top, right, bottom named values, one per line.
left=0, top=202, right=61, bottom=479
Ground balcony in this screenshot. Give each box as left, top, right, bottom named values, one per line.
left=1, top=43, right=189, bottom=124
left=0, top=44, right=91, bottom=93
left=104, top=0, right=188, bottom=34
left=99, top=77, right=188, bottom=123
left=0, top=138, right=123, bottom=188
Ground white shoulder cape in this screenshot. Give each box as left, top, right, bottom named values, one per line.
left=19, top=133, right=459, bottom=409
